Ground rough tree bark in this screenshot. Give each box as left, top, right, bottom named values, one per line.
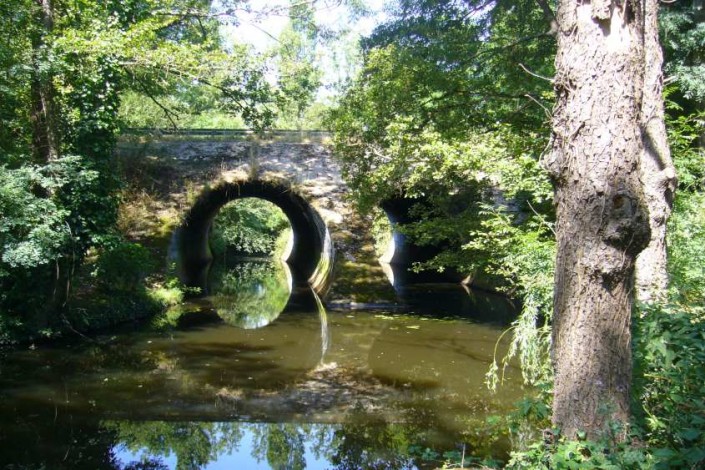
left=545, top=0, right=653, bottom=439
left=635, top=0, right=677, bottom=304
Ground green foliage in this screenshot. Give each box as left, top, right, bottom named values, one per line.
left=331, top=1, right=554, bottom=232
left=632, top=304, right=705, bottom=469
left=0, top=0, right=33, bottom=158
left=57, top=1, right=277, bottom=131
left=665, top=103, right=705, bottom=306
left=272, top=2, right=323, bottom=130
left=274, top=101, right=331, bottom=130
left=92, top=242, right=154, bottom=293
left=371, top=209, right=393, bottom=258
left=667, top=191, right=705, bottom=305
left=106, top=421, right=243, bottom=470
left=0, top=164, right=70, bottom=272
left=0, top=157, right=115, bottom=334
left=666, top=106, right=705, bottom=190
left=147, top=278, right=186, bottom=309
left=660, top=3, right=705, bottom=104
left=50, top=156, right=119, bottom=251
left=118, top=89, right=248, bottom=130
left=481, top=205, right=555, bottom=390
left=210, top=198, right=290, bottom=257
left=507, top=432, right=652, bottom=470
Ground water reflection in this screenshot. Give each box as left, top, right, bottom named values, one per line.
left=168, top=258, right=322, bottom=332
left=208, top=259, right=292, bottom=329
left=0, top=405, right=507, bottom=469
left=111, top=418, right=453, bottom=470
left=0, top=258, right=526, bottom=468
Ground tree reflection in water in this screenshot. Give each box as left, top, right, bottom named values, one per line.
left=0, top=256, right=521, bottom=469
left=108, top=412, right=452, bottom=470
left=208, top=259, right=291, bottom=329
left=108, top=421, right=243, bottom=470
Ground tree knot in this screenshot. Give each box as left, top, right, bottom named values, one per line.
left=602, top=190, right=650, bottom=256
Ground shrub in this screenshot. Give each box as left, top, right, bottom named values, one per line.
left=507, top=432, right=652, bottom=470
left=632, top=304, right=705, bottom=469
left=93, top=242, right=154, bottom=293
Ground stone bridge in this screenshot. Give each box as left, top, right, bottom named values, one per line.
left=117, top=131, right=402, bottom=305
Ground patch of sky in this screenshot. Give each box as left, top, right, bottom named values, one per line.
left=214, top=0, right=389, bottom=100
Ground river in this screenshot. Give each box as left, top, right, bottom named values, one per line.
left=0, top=259, right=526, bottom=469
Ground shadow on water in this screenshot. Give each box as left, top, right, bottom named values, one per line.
left=377, top=260, right=519, bottom=326
left=0, top=257, right=528, bottom=469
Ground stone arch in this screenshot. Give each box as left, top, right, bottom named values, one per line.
left=378, top=197, right=429, bottom=267
left=175, top=179, right=334, bottom=295
left=378, top=197, right=464, bottom=287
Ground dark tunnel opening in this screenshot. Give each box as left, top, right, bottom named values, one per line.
left=379, top=197, right=464, bottom=287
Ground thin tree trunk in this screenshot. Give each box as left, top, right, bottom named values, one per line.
left=635, top=0, right=677, bottom=304
left=693, top=3, right=704, bottom=150
left=30, top=0, right=62, bottom=329
left=30, top=0, right=59, bottom=163
left=545, top=0, right=651, bottom=439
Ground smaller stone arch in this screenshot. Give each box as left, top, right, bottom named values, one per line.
left=174, top=178, right=334, bottom=295
left=378, top=197, right=465, bottom=287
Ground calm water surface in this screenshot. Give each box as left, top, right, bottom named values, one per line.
left=0, top=260, right=526, bottom=469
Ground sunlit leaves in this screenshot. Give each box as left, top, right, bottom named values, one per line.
left=632, top=304, right=705, bottom=469
left=210, top=199, right=290, bottom=257
left=53, top=3, right=276, bottom=130
left=660, top=3, right=705, bottom=102
left=0, top=163, right=69, bottom=270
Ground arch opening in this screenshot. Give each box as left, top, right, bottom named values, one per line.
left=209, top=198, right=293, bottom=262
left=377, top=197, right=463, bottom=289
left=174, top=180, right=334, bottom=295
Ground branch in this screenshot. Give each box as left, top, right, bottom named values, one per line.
left=239, top=19, right=283, bottom=45
left=153, top=9, right=247, bottom=19
left=524, top=93, right=553, bottom=120
left=195, top=17, right=208, bottom=41
left=134, top=76, right=181, bottom=130
left=527, top=200, right=556, bottom=237
left=535, top=0, right=558, bottom=35
left=519, top=63, right=554, bottom=83
left=464, top=32, right=554, bottom=66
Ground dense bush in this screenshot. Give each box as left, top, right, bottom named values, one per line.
left=507, top=432, right=652, bottom=469
left=665, top=108, right=705, bottom=306
left=507, top=303, right=705, bottom=470
left=92, top=242, right=154, bottom=293
left=0, top=157, right=117, bottom=338
left=632, top=304, right=705, bottom=469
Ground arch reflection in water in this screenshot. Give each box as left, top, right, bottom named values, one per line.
left=207, top=259, right=293, bottom=329
left=149, top=258, right=331, bottom=393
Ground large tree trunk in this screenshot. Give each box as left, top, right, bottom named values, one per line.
left=635, top=0, right=677, bottom=304
left=545, top=0, right=652, bottom=439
